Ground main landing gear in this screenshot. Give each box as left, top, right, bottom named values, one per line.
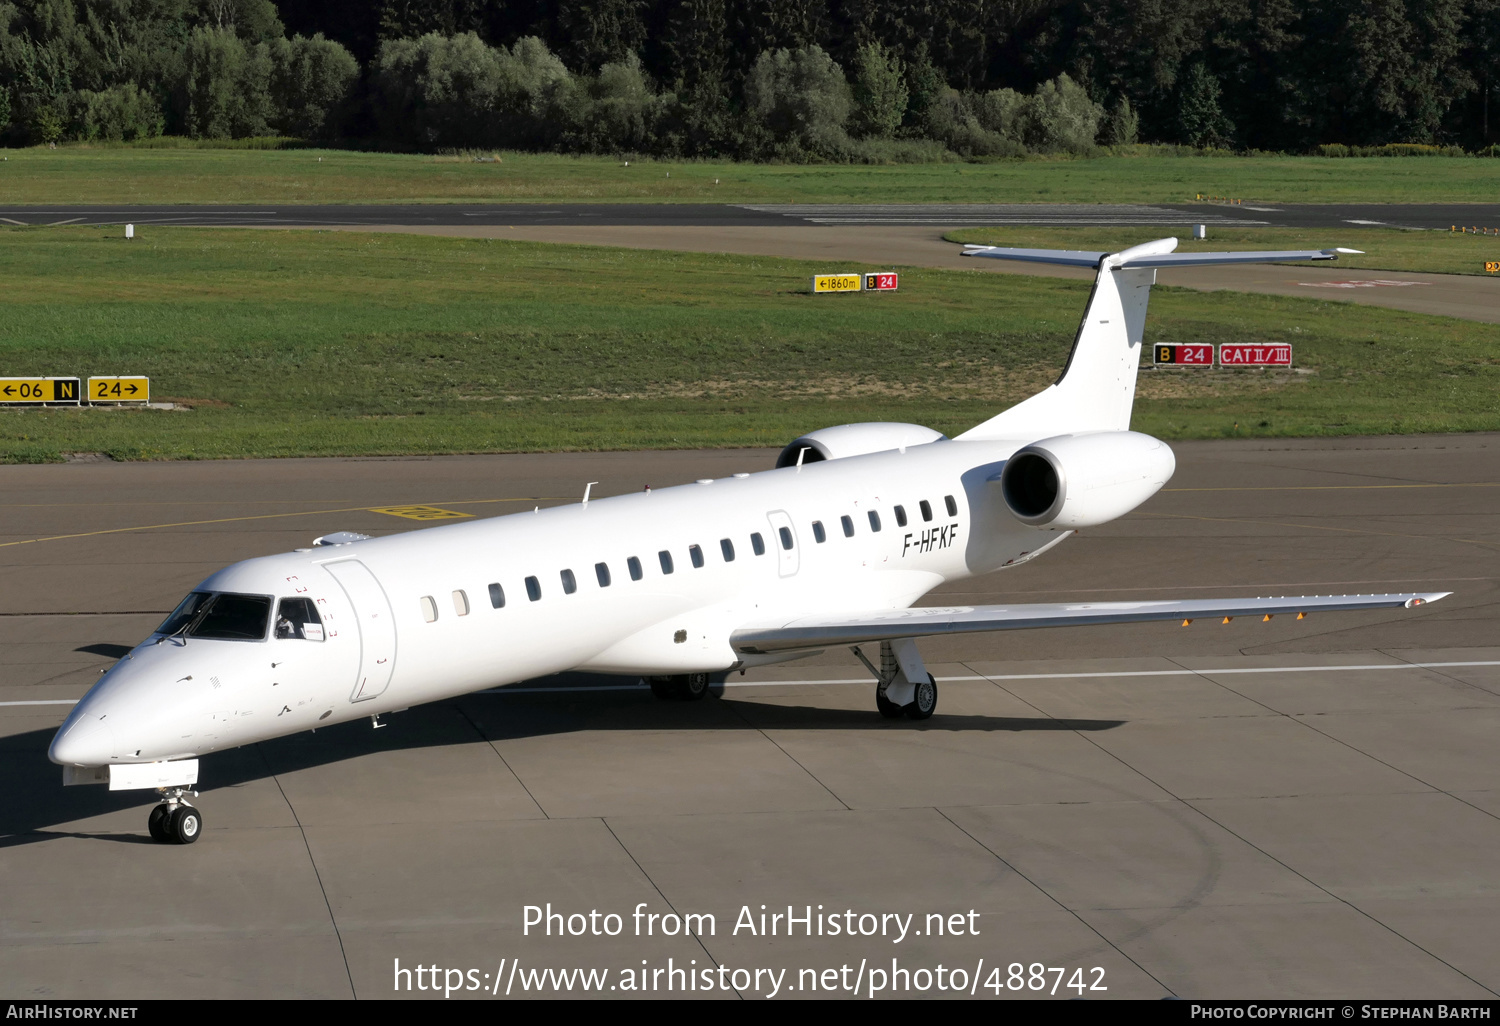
left=855, top=639, right=938, bottom=721
left=648, top=672, right=712, bottom=701
left=147, top=787, right=203, bottom=845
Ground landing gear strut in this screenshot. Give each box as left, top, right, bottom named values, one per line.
left=148, top=787, right=202, bottom=844
left=648, top=672, right=712, bottom=701
left=854, top=639, right=938, bottom=721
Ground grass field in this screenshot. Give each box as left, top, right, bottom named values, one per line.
left=1, top=225, right=1497, bottom=462
left=946, top=225, right=1500, bottom=276
left=6, top=146, right=1500, bottom=205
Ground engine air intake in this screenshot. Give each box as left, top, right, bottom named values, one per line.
left=1001, top=451, right=1063, bottom=525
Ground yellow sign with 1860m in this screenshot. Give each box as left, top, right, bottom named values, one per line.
left=811, top=274, right=863, bottom=293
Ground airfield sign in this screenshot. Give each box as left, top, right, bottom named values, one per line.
left=1219, top=344, right=1292, bottom=367
left=1153, top=344, right=1213, bottom=366
left=0, top=377, right=81, bottom=404
left=89, top=376, right=150, bottom=404
left=811, top=273, right=862, bottom=293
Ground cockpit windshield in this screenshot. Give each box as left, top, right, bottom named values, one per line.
left=155, top=592, right=272, bottom=641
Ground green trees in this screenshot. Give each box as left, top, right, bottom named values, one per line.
left=2, top=0, right=1499, bottom=152
left=270, top=33, right=359, bottom=137
left=179, top=25, right=272, bottom=139
left=849, top=40, right=906, bottom=138
left=745, top=45, right=851, bottom=157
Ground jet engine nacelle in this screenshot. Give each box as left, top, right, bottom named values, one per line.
left=775, top=423, right=946, bottom=468
left=999, top=431, right=1175, bottom=528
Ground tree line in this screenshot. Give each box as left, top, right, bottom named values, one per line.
left=3, top=0, right=1498, bottom=156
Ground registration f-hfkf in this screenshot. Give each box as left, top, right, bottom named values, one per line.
left=50, top=237, right=1443, bottom=844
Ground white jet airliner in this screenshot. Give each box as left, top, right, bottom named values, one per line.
left=49, top=237, right=1447, bottom=843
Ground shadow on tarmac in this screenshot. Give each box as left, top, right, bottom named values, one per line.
left=1, top=676, right=1124, bottom=846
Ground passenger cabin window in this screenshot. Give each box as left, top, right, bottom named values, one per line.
left=945, top=494, right=958, bottom=517
left=841, top=515, right=854, bottom=537
left=868, top=510, right=882, bottom=532
left=812, top=521, right=826, bottom=543
left=452, top=590, right=470, bottom=616
left=627, top=556, right=643, bottom=581
left=689, top=544, right=704, bottom=568
left=275, top=597, right=324, bottom=641
left=778, top=526, right=794, bottom=550
left=750, top=532, right=766, bottom=556
left=561, top=569, right=577, bottom=594
left=525, top=576, right=542, bottom=602
left=596, top=562, right=611, bottom=587
left=894, top=505, right=907, bottom=527
left=920, top=500, right=933, bottom=522
left=488, top=583, right=506, bottom=609
left=420, top=596, right=438, bottom=623
left=720, top=538, right=735, bottom=562
left=659, top=550, right=674, bottom=574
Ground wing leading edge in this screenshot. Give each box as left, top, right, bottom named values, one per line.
left=730, top=592, right=1449, bottom=655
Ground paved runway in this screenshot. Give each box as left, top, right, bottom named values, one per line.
left=2, top=436, right=1498, bottom=999
left=4, top=201, right=1500, bottom=230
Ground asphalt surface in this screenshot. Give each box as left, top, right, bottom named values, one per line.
left=2, top=437, right=1498, bottom=998
left=5, top=202, right=1500, bottom=230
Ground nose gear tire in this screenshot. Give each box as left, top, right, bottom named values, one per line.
left=648, top=673, right=711, bottom=701
left=147, top=803, right=171, bottom=842
left=168, top=805, right=202, bottom=844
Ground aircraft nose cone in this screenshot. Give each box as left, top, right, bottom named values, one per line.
left=48, top=713, right=116, bottom=766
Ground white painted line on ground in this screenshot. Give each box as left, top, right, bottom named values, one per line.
left=11, top=660, right=1496, bottom=707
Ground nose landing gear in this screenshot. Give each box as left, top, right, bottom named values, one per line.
left=647, top=672, right=712, bottom=701
left=147, top=787, right=203, bottom=844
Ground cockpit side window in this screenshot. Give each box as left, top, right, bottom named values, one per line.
left=189, top=594, right=272, bottom=641
left=275, top=597, right=325, bottom=641
left=157, top=592, right=212, bottom=636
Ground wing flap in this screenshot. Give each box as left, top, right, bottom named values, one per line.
left=731, top=593, right=1449, bottom=654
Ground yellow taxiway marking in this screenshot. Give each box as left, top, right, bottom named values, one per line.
left=370, top=505, right=472, bottom=520
left=0, top=497, right=570, bottom=550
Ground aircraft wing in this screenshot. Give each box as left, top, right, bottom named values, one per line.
left=961, top=243, right=1361, bottom=269
left=730, top=592, right=1448, bottom=655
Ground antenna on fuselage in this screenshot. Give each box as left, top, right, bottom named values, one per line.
left=795, top=446, right=811, bottom=469
left=582, top=481, right=598, bottom=506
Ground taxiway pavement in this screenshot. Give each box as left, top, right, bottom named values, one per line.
left=2, top=436, right=1497, bottom=998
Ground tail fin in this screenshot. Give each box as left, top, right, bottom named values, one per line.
left=954, top=238, right=1359, bottom=442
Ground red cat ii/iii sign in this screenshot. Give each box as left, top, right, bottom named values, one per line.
left=1219, top=344, right=1292, bottom=367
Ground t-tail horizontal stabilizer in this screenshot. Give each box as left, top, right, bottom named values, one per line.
left=956, top=238, right=1362, bottom=441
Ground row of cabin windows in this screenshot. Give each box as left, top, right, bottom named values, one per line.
left=416, top=494, right=959, bottom=622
